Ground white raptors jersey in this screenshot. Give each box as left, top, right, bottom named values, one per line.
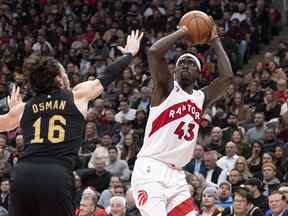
left=138, top=81, right=205, bottom=167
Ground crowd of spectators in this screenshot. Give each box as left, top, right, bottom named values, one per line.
left=0, top=0, right=287, bottom=215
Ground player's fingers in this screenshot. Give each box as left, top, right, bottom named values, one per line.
left=117, top=46, right=126, bottom=54
left=138, top=32, right=144, bottom=41
left=11, top=84, right=15, bottom=96
left=135, top=29, right=139, bottom=39
left=131, top=30, right=135, bottom=39
left=7, top=96, right=10, bottom=105
left=16, top=86, right=20, bottom=97
left=209, top=16, right=216, bottom=26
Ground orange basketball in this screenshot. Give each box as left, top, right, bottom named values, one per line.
left=179, top=10, right=213, bottom=45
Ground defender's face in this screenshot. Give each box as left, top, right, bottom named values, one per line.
left=58, top=63, right=70, bottom=89
left=175, top=57, right=199, bottom=87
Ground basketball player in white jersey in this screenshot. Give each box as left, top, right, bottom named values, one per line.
left=131, top=21, right=233, bottom=215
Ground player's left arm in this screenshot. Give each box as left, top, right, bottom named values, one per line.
left=73, top=30, right=144, bottom=102
left=202, top=20, right=234, bottom=109
left=0, top=85, right=25, bottom=132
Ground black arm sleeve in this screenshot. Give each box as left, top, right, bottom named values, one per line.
left=97, top=53, right=133, bottom=87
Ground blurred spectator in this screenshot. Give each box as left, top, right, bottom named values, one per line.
left=107, top=196, right=126, bottom=216
left=115, top=100, right=136, bottom=123
left=265, top=191, right=288, bottom=216
left=247, top=141, right=264, bottom=175
left=198, top=187, right=221, bottom=216
left=203, top=151, right=227, bottom=188
left=0, top=179, right=9, bottom=211
left=222, top=187, right=262, bottom=216
left=234, top=156, right=252, bottom=180
left=98, top=176, right=122, bottom=209
left=217, top=141, right=240, bottom=172
left=105, top=147, right=131, bottom=183
left=216, top=181, right=233, bottom=211
left=184, top=144, right=206, bottom=176
left=262, top=162, right=280, bottom=196
left=245, top=112, right=266, bottom=145
left=78, top=158, right=111, bottom=194
left=228, top=169, right=245, bottom=193
left=76, top=187, right=106, bottom=216
left=245, top=178, right=269, bottom=212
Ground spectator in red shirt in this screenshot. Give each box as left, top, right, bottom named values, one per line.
left=75, top=187, right=106, bottom=216
left=273, top=79, right=288, bottom=104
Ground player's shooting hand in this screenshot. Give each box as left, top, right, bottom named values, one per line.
left=117, top=30, right=144, bottom=56
left=7, top=84, right=22, bottom=110
left=208, top=16, right=219, bottom=45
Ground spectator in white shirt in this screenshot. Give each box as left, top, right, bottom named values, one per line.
left=115, top=100, right=136, bottom=123
left=217, top=141, right=240, bottom=172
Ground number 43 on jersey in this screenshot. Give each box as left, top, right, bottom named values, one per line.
left=174, top=121, right=195, bottom=141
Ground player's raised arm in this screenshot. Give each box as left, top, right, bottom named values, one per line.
left=202, top=19, right=234, bottom=109
left=73, top=30, right=143, bottom=102
left=0, top=85, right=25, bottom=132
left=148, top=27, right=189, bottom=106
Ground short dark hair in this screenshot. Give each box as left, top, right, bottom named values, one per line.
left=108, top=146, right=118, bottom=153
left=233, top=187, right=254, bottom=203
left=26, top=55, right=61, bottom=94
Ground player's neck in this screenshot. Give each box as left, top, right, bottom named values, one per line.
left=180, top=83, right=194, bottom=94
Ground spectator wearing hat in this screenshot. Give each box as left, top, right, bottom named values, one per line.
left=245, top=178, right=269, bottom=212
left=222, top=187, right=262, bottom=216
left=197, top=187, right=221, bottom=216
left=265, top=191, right=288, bottom=216
left=216, top=181, right=233, bottom=211
left=184, top=144, right=206, bottom=176
left=262, top=162, right=280, bottom=196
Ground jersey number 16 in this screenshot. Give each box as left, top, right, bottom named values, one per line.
left=31, top=115, right=66, bottom=144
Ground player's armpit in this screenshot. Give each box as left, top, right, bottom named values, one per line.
left=72, top=79, right=104, bottom=102
left=0, top=103, right=25, bottom=132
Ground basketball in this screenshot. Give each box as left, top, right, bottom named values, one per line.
left=179, top=10, right=213, bottom=45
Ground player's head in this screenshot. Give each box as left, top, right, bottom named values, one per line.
left=175, top=53, right=201, bottom=87
left=26, top=55, right=70, bottom=95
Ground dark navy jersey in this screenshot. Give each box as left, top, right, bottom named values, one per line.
left=20, top=88, right=85, bottom=169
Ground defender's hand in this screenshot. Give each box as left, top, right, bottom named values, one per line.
left=7, top=84, right=22, bottom=110
left=117, top=30, right=144, bottom=56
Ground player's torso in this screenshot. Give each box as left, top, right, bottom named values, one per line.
left=20, top=89, right=85, bottom=167
left=138, top=81, right=205, bottom=167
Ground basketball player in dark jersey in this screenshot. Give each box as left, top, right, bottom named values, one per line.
left=0, top=30, right=143, bottom=216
